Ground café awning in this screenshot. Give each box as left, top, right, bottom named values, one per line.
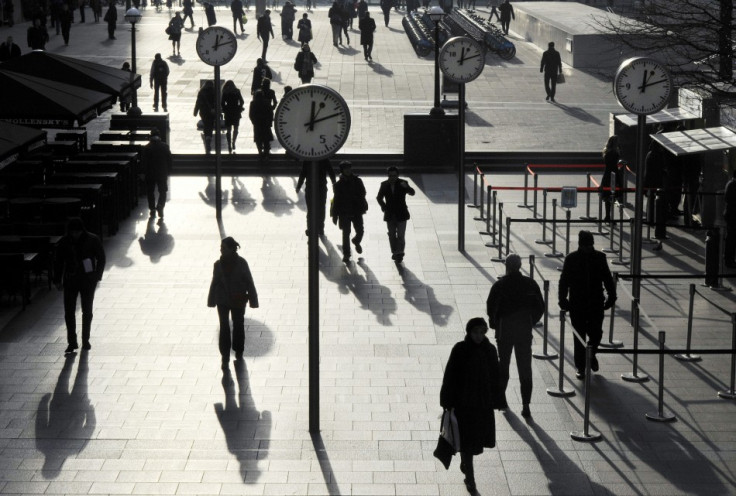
left=614, top=107, right=701, bottom=128
left=0, top=122, right=46, bottom=168
left=649, top=126, right=736, bottom=156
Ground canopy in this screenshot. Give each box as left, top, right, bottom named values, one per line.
left=0, top=51, right=141, bottom=100
left=650, top=126, right=736, bottom=156
left=0, top=71, right=115, bottom=128
left=614, top=107, right=701, bottom=128
left=0, top=122, right=46, bottom=168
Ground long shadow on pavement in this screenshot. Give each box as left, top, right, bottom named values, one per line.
left=397, top=264, right=454, bottom=327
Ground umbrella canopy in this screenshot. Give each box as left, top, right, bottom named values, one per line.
left=0, top=70, right=115, bottom=128
left=0, top=51, right=141, bottom=101
left=0, top=122, right=46, bottom=168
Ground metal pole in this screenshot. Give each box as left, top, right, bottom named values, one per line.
left=474, top=173, right=484, bottom=221
left=529, top=254, right=535, bottom=280
left=545, top=199, right=562, bottom=258
left=486, top=191, right=498, bottom=248
left=565, top=209, right=571, bottom=256
left=535, top=189, right=550, bottom=245
left=603, top=199, right=616, bottom=253
left=308, top=161, right=320, bottom=433
left=480, top=185, right=493, bottom=235
left=534, top=280, right=557, bottom=360
left=717, top=313, right=736, bottom=399
left=571, top=344, right=602, bottom=441
left=622, top=297, right=649, bottom=382
left=491, top=203, right=504, bottom=262
left=646, top=331, right=676, bottom=421
left=215, top=65, right=222, bottom=218
left=505, top=217, right=510, bottom=256
left=631, top=114, right=647, bottom=310
left=430, top=19, right=444, bottom=116
left=520, top=166, right=529, bottom=208
left=612, top=203, right=630, bottom=265
left=130, top=22, right=138, bottom=108
left=675, top=284, right=701, bottom=361
left=471, top=165, right=479, bottom=207
left=533, top=175, right=539, bottom=218
left=458, top=83, right=465, bottom=252
left=600, top=272, right=623, bottom=348
left=547, top=310, right=574, bottom=397
left=581, top=173, right=594, bottom=220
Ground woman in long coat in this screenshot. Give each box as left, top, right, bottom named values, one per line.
left=294, top=43, right=318, bottom=84
left=221, top=80, right=245, bottom=153
left=600, top=135, right=623, bottom=221
left=194, top=81, right=216, bottom=154
left=440, top=317, right=502, bottom=494
left=249, top=89, right=274, bottom=158
left=207, top=237, right=259, bottom=367
left=358, top=11, right=376, bottom=61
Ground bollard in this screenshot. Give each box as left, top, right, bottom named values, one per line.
left=571, top=344, right=602, bottom=441
left=533, top=174, right=539, bottom=218
left=505, top=217, right=511, bottom=256
left=470, top=166, right=480, bottom=208
left=622, top=298, right=649, bottom=383
left=474, top=175, right=485, bottom=221
left=600, top=273, right=623, bottom=348
left=611, top=204, right=630, bottom=265
left=646, top=331, right=676, bottom=422
left=491, top=203, right=505, bottom=262
left=581, top=173, right=596, bottom=220
left=535, top=189, right=551, bottom=245
left=519, top=165, right=530, bottom=208
left=564, top=209, right=571, bottom=256
left=486, top=191, right=498, bottom=248
left=547, top=311, right=575, bottom=397
left=675, top=284, right=701, bottom=362
left=533, top=280, right=558, bottom=360
left=480, top=185, right=494, bottom=236
left=717, top=313, right=736, bottom=399
left=545, top=199, right=563, bottom=258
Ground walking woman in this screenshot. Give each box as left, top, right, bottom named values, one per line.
left=249, top=89, right=274, bottom=159
left=601, top=135, right=623, bottom=222
left=104, top=2, right=117, bottom=39
left=297, top=12, right=312, bottom=45
left=294, top=43, right=318, bottom=83
left=207, top=237, right=259, bottom=368
left=359, top=11, right=375, bottom=61
left=440, top=317, right=502, bottom=494
left=168, top=11, right=185, bottom=56
left=221, top=80, right=245, bottom=153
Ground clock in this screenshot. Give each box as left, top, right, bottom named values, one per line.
left=439, top=36, right=485, bottom=84
left=613, top=57, right=672, bottom=115
left=196, top=26, right=238, bottom=66
left=274, top=84, right=351, bottom=161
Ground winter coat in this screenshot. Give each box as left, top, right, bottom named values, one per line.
left=486, top=271, right=544, bottom=332
left=558, top=248, right=616, bottom=311
left=142, top=137, right=172, bottom=183
left=54, top=231, right=106, bottom=285
left=207, top=254, right=259, bottom=309
left=294, top=50, right=317, bottom=81
left=297, top=18, right=312, bottom=43
left=359, top=15, right=375, bottom=45
left=375, top=178, right=414, bottom=222
left=332, top=174, right=367, bottom=222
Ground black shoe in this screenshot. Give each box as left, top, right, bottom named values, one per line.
left=459, top=461, right=466, bottom=474
left=545, top=95, right=550, bottom=101
left=82, top=342, right=91, bottom=350
left=591, top=356, right=599, bottom=372
left=521, top=404, right=531, bottom=418
left=575, top=369, right=585, bottom=380
left=352, top=238, right=362, bottom=254
left=65, top=344, right=78, bottom=354
left=464, top=478, right=476, bottom=494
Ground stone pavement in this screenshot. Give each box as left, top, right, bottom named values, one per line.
left=2, top=3, right=736, bottom=496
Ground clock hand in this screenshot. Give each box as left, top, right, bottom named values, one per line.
left=215, top=40, right=235, bottom=47
left=637, top=77, right=668, bottom=91
left=303, top=112, right=342, bottom=127
left=213, top=34, right=220, bottom=50
left=462, top=53, right=481, bottom=61
left=307, top=101, right=316, bottom=131
left=640, top=68, right=647, bottom=93
left=458, top=46, right=466, bottom=65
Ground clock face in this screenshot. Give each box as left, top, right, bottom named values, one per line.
left=196, top=26, right=238, bottom=66
left=274, top=84, right=351, bottom=161
left=614, top=57, right=672, bottom=115
left=439, top=36, right=485, bottom=84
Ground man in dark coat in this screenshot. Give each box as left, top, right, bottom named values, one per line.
left=724, top=168, right=736, bottom=268
left=498, top=0, right=514, bottom=34
left=256, top=10, right=274, bottom=61
left=280, top=1, right=296, bottom=39
left=54, top=218, right=106, bottom=354
left=440, top=317, right=502, bottom=494
left=331, top=161, right=367, bottom=263
left=486, top=253, right=544, bottom=418
left=231, top=0, right=245, bottom=34
left=150, top=53, right=170, bottom=112
left=296, top=159, right=336, bottom=236
left=358, top=11, right=376, bottom=61
left=379, top=0, right=392, bottom=27
left=27, top=17, right=49, bottom=50
left=559, top=230, right=616, bottom=378
left=103, top=3, right=117, bottom=39
left=250, top=58, right=272, bottom=95
left=0, top=36, right=21, bottom=61
left=142, top=129, right=172, bottom=220
left=182, top=0, right=195, bottom=28
left=376, top=166, right=415, bottom=262
left=540, top=41, right=562, bottom=102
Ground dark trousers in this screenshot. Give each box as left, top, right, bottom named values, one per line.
left=569, top=307, right=604, bottom=371
left=146, top=177, right=168, bottom=211
left=234, top=17, right=244, bottom=33
left=500, top=18, right=510, bottom=33
left=305, top=186, right=328, bottom=233
left=153, top=80, right=167, bottom=110
left=183, top=12, right=194, bottom=27
left=260, top=36, right=269, bottom=60
left=386, top=219, right=407, bottom=256
left=496, top=314, right=533, bottom=405
left=725, top=221, right=736, bottom=265
left=217, top=304, right=245, bottom=356
left=460, top=451, right=474, bottom=483
left=107, top=21, right=115, bottom=38
left=340, top=214, right=364, bottom=256
left=362, top=41, right=373, bottom=59
left=63, top=279, right=96, bottom=346
left=61, top=24, right=71, bottom=44
left=543, top=72, right=557, bottom=99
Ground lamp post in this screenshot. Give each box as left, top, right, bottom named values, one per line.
left=125, top=7, right=141, bottom=112
left=428, top=6, right=445, bottom=116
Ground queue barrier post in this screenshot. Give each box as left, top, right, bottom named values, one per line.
left=547, top=311, right=575, bottom=397
left=622, top=297, right=649, bottom=383
left=545, top=198, right=563, bottom=258
left=611, top=203, right=630, bottom=265
left=581, top=173, right=595, bottom=220
left=564, top=209, right=571, bottom=256
left=519, top=164, right=530, bottom=209
left=533, top=280, right=558, bottom=360
left=717, top=313, right=736, bottom=400
left=644, top=189, right=658, bottom=244
left=480, top=185, right=494, bottom=235
left=571, top=344, right=602, bottom=441
left=535, top=189, right=551, bottom=245
left=600, top=272, right=623, bottom=348
left=532, top=174, right=539, bottom=218
left=529, top=254, right=535, bottom=281
left=645, top=331, right=677, bottom=422
left=596, top=193, right=609, bottom=236
left=491, top=203, right=505, bottom=262
left=603, top=199, right=617, bottom=254
left=473, top=174, right=485, bottom=221
left=486, top=191, right=498, bottom=248
left=505, top=217, right=511, bottom=256
left=469, top=165, right=480, bottom=208
left=675, top=284, right=701, bottom=362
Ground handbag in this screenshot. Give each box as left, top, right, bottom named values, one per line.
left=433, top=409, right=460, bottom=469
left=557, top=73, right=566, bottom=84
left=242, top=13, right=248, bottom=24
left=165, top=26, right=172, bottom=35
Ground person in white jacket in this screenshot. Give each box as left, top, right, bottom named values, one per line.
left=208, top=237, right=259, bottom=367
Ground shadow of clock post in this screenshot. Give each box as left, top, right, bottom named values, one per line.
left=273, top=85, right=352, bottom=433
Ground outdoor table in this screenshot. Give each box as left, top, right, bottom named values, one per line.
left=8, top=197, right=43, bottom=222
left=41, top=197, right=83, bottom=222
left=48, top=172, right=121, bottom=234
left=99, top=130, right=153, bottom=142
left=28, top=184, right=103, bottom=237
left=60, top=159, right=136, bottom=213
left=54, top=129, right=88, bottom=152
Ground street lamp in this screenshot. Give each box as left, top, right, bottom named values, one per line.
left=428, top=5, right=446, bottom=116
left=125, top=7, right=142, bottom=113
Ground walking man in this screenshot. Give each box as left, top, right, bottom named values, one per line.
left=540, top=41, right=563, bottom=102
left=142, top=128, right=172, bottom=221
left=724, top=168, right=736, bottom=267
left=231, top=0, right=245, bottom=34
left=498, top=0, right=514, bottom=34
left=559, top=230, right=616, bottom=379
left=257, top=10, right=275, bottom=61
left=486, top=253, right=544, bottom=418
left=150, top=53, right=170, bottom=112
left=331, top=161, right=368, bottom=263
left=296, top=159, right=336, bottom=236
left=376, top=166, right=415, bottom=263
left=54, top=218, right=106, bottom=354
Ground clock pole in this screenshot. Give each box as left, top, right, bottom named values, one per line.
left=308, top=161, right=320, bottom=433
left=214, top=65, right=223, bottom=218
left=458, top=82, right=466, bottom=252
left=631, top=114, right=647, bottom=312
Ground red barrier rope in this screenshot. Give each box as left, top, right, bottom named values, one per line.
left=490, top=186, right=634, bottom=192
left=528, top=163, right=605, bottom=170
